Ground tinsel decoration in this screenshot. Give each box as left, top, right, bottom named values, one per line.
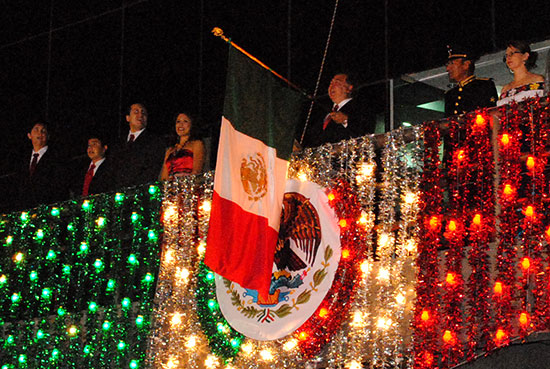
left=294, top=178, right=368, bottom=359
left=463, top=111, right=495, bottom=357
left=516, top=99, right=549, bottom=332
left=494, top=102, right=522, bottom=345
left=414, top=120, right=442, bottom=369
left=146, top=175, right=209, bottom=369
left=0, top=184, right=162, bottom=369
left=441, top=117, right=466, bottom=367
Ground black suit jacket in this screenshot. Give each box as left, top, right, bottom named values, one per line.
left=17, top=147, right=65, bottom=210
left=78, top=159, right=115, bottom=196
left=113, top=130, right=165, bottom=188
left=302, top=98, right=376, bottom=148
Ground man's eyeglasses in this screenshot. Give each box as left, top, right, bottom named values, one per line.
left=502, top=51, right=522, bottom=62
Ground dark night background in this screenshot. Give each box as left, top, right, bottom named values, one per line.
left=1, top=0, right=549, bottom=210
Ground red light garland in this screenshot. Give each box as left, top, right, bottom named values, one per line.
left=295, top=179, right=368, bottom=359
left=413, top=120, right=442, bottom=369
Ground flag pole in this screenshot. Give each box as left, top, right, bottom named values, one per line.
left=212, top=27, right=312, bottom=100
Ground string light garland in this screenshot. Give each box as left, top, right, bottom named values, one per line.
left=0, top=184, right=162, bottom=369
left=414, top=120, right=443, bottom=369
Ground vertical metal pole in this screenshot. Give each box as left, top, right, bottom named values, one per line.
left=389, top=78, right=394, bottom=131
left=118, top=3, right=126, bottom=139
left=384, top=0, right=391, bottom=132
left=490, top=0, right=497, bottom=51
left=45, top=0, right=54, bottom=122
left=198, top=0, right=204, bottom=117
left=287, top=0, right=292, bottom=81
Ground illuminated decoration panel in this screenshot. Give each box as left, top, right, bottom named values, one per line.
left=0, top=184, right=162, bottom=368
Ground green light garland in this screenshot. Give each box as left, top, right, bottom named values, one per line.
left=0, top=183, right=162, bottom=369
left=196, top=262, right=243, bottom=360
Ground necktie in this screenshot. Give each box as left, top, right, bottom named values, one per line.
left=29, top=153, right=39, bottom=176
left=82, top=163, right=96, bottom=197
left=128, top=134, right=135, bottom=143
left=322, top=104, right=339, bottom=130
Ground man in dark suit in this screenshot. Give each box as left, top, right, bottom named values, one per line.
left=302, top=72, right=376, bottom=148
left=17, top=121, right=64, bottom=209
left=114, top=103, right=165, bottom=188
left=80, top=134, right=113, bottom=196
left=444, top=46, right=498, bottom=117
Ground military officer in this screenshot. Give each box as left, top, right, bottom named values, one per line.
left=444, top=46, right=498, bottom=117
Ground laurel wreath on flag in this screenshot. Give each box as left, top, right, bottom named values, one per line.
left=223, top=245, right=332, bottom=321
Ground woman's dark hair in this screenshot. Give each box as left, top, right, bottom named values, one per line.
left=506, top=40, right=538, bottom=70
left=171, top=111, right=201, bottom=145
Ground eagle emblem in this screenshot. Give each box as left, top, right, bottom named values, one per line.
left=240, top=152, right=267, bottom=201
left=275, top=192, right=322, bottom=271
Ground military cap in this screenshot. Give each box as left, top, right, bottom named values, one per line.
left=447, top=45, right=478, bottom=62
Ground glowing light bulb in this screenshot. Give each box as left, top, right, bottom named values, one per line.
left=197, top=241, right=206, bottom=256
left=404, top=192, right=417, bottom=205
left=67, top=325, right=78, bottom=337
left=96, top=217, right=106, bottom=227
left=429, top=216, right=439, bottom=230
left=327, top=192, right=335, bottom=201
left=164, top=248, right=174, bottom=264
left=446, top=272, right=456, bottom=285
left=350, top=311, right=364, bottom=327
left=473, top=213, right=481, bottom=225
left=443, top=330, right=454, bottom=344
left=405, top=239, right=417, bottom=253
left=358, top=162, right=375, bottom=178
left=297, top=170, right=308, bottom=182
left=241, top=342, right=253, bottom=356
left=298, top=331, right=309, bottom=340
left=339, top=219, right=348, bottom=228
left=377, top=267, right=390, bottom=282
left=204, top=355, right=219, bottom=368
left=457, top=149, right=465, bottom=161
left=526, top=156, right=535, bottom=170
left=395, top=292, right=406, bottom=305
left=163, top=205, right=178, bottom=222
left=501, top=133, right=510, bottom=145
left=259, top=349, right=273, bottom=361
left=494, top=281, right=503, bottom=295
left=283, top=338, right=298, bottom=351
left=376, top=317, right=391, bottom=330
left=525, top=205, right=534, bottom=218
left=165, top=357, right=178, bottom=369
left=201, top=200, right=212, bottom=212
left=521, top=257, right=530, bottom=270
left=421, top=310, right=430, bottom=322
left=341, top=249, right=350, bottom=259
left=447, top=220, right=457, bottom=232
left=185, top=335, right=197, bottom=349
left=14, top=252, right=24, bottom=263
left=503, top=184, right=514, bottom=196
left=475, top=114, right=486, bottom=126
left=176, top=267, right=190, bottom=284
left=346, top=360, right=363, bottom=369
left=495, top=328, right=506, bottom=341
left=519, top=312, right=529, bottom=326
left=318, top=307, right=329, bottom=318
left=171, top=312, right=182, bottom=326
left=358, top=211, right=368, bottom=225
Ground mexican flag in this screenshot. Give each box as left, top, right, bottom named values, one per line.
left=205, top=46, right=303, bottom=297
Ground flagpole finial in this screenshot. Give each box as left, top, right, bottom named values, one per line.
left=212, top=27, right=229, bottom=42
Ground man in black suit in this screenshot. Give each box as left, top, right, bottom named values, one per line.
left=17, top=121, right=63, bottom=209
left=302, top=72, right=376, bottom=147
left=444, top=46, right=498, bottom=117
left=80, top=134, right=113, bottom=196
left=114, top=103, right=165, bottom=188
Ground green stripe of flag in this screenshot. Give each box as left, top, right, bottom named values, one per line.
left=223, top=46, right=304, bottom=161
